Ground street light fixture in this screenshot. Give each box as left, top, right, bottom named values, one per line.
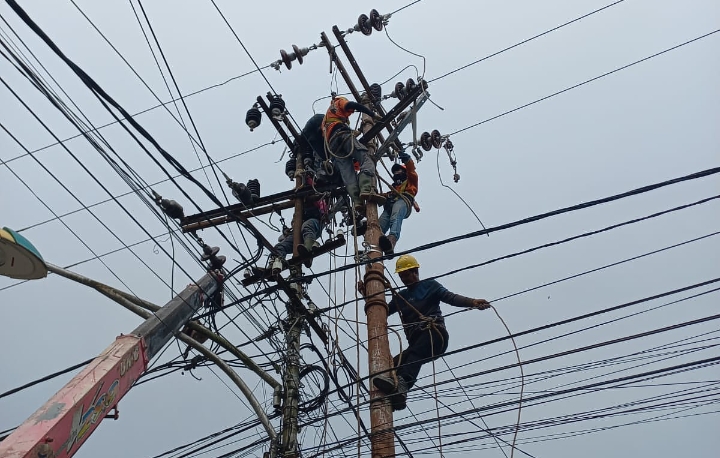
left=0, top=226, right=48, bottom=280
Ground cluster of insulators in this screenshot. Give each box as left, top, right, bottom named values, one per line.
left=386, top=78, right=427, bottom=100
left=419, top=129, right=446, bottom=151
left=285, top=157, right=296, bottom=180
left=352, top=9, right=386, bottom=36
left=224, top=172, right=261, bottom=205
left=201, top=244, right=226, bottom=270
left=151, top=190, right=185, bottom=221
left=275, top=44, right=313, bottom=71
left=245, top=94, right=286, bottom=131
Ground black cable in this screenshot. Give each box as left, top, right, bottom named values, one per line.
left=428, top=0, right=626, bottom=82
left=1, top=67, right=265, bottom=165
left=4, top=0, right=262, bottom=263
left=304, top=356, right=720, bottom=456
left=299, top=279, right=720, bottom=426
left=447, top=29, right=720, bottom=137
left=208, top=0, right=276, bottom=95
left=133, top=0, right=228, bottom=203
left=0, top=30, right=214, bottom=287
left=294, top=169, right=720, bottom=283
left=0, top=358, right=93, bottom=399
left=205, top=188, right=720, bottom=316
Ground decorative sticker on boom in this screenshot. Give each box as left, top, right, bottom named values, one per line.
left=59, top=341, right=142, bottom=455
left=61, top=379, right=119, bottom=453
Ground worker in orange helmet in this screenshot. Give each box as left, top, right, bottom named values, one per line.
left=322, top=95, right=386, bottom=212
left=378, top=151, right=417, bottom=254
left=359, top=254, right=491, bottom=411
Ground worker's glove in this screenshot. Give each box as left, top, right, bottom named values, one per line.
left=373, top=112, right=383, bottom=122
left=471, top=299, right=491, bottom=310
left=398, top=152, right=412, bottom=164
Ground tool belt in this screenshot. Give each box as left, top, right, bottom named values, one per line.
left=384, top=191, right=415, bottom=217
left=406, top=316, right=447, bottom=341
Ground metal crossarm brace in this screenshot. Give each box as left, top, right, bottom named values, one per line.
left=181, top=185, right=345, bottom=232
left=358, top=82, right=424, bottom=146
left=256, top=96, right=294, bottom=151
left=374, top=91, right=430, bottom=159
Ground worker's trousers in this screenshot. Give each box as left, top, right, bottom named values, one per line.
left=274, top=218, right=321, bottom=258
left=379, top=198, right=409, bottom=241
left=327, top=130, right=374, bottom=203
left=394, top=325, right=449, bottom=389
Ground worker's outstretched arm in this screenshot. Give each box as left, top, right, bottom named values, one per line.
left=437, top=285, right=491, bottom=310
left=345, top=100, right=377, bottom=118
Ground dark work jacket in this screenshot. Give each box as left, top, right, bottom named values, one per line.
left=302, top=114, right=326, bottom=160
left=388, top=279, right=469, bottom=340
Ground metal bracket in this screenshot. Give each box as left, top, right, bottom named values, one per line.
left=373, top=91, right=430, bottom=160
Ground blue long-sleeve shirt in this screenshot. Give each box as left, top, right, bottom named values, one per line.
left=388, top=279, right=473, bottom=339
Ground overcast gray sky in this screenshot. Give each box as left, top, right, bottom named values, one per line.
left=1, top=0, right=719, bottom=457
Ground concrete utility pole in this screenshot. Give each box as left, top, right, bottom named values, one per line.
left=359, top=99, right=397, bottom=458
left=280, top=154, right=305, bottom=457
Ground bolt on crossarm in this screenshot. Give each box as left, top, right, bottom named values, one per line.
left=359, top=94, right=396, bottom=458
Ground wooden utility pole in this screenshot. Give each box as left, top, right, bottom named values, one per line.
left=280, top=152, right=305, bottom=457
left=359, top=95, right=396, bottom=458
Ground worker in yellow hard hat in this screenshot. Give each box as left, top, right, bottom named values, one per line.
left=368, top=254, right=491, bottom=411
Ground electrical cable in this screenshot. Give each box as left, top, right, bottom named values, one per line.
left=0, top=358, right=93, bottom=400
left=4, top=0, right=265, bottom=266
left=303, top=355, right=720, bottom=456
left=447, top=29, right=720, bottom=137
left=428, top=0, right=626, bottom=83
left=299, top=278, right=720, bottom=425
left=294, top=170, right=720, bottom=283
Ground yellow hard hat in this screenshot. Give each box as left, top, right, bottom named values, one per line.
left=395, top=254, right=420, bottom=273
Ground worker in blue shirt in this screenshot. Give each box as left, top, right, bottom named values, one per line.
left=361, top=254, right=490, bottom=411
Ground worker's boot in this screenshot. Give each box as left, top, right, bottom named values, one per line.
left=358, top=173, right=386, bottom=205
left=372, top=373, right=397, bottom=395
left=296, top=237, right=315, bottom=268
left=378, top=234, right=397, bottom=255
left=391, top=377, right=408, bottom=411
left=346, top=182, right=364, bottom=214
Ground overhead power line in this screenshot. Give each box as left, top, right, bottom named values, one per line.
left=429, top=0, right=626, bottom=82
left=294, top=166, right=720, bottom=283
left=0, top=358, right=93, bottom=400
left=300, top=277, right=720, bottom=423
left=448, top=29, right=720, bottom=137
left=304, top=355, right=720, bottom=456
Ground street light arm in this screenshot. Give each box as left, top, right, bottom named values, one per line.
left=46, top=263, right=281, bottom=389
left=56, top=274, right=280, bottom=440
